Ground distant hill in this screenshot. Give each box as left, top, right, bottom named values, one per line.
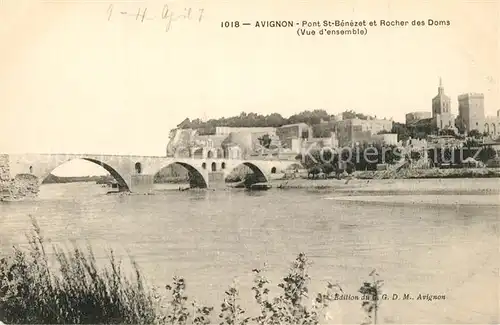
left=42, top=174, right=114, bottom=184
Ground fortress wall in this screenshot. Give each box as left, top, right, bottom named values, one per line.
left=0, top=154, right=10, bottom=181
left=0, top=154, right=11, bottom=199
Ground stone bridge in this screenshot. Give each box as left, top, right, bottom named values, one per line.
left=0, top=153, right=302, bottom=194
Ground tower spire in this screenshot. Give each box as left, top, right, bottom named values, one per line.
left=438, top=77, right=444, bottom=95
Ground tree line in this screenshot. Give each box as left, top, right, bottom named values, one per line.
left=42, top=174, right=113, bottom=184
left=177, top=110, right=378, bottom=136
left=294, top=144, right=405, bottom=178
left=295, top=144, right=497, bottom=177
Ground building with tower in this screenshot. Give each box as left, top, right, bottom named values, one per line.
left=455, top=93, right=500, bottom=138
left=456, top=93, right=485, bottom=134
left=431, top=78, right=455, bottom=131
left=405, top=78, right=457, bottom=138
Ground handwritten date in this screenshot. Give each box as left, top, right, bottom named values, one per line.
left=107, top=4, right=204, bottom=32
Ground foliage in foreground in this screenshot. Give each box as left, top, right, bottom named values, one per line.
left=0, top=219, right=382, bottom=324
left=0, top=219, right=160, bottom=324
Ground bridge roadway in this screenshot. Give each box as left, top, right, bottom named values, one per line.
left=2, top=153, right=301, bottom=192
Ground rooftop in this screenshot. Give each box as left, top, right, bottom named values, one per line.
left=458, top=93, right=484, bottom=98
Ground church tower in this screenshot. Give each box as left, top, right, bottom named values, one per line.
left=431, top=78, right=453, bottom=130
left=432, top=77, right=451, bottom=116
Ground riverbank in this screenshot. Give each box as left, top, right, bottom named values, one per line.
left=355, top=167, right=500, bottom=179
left=270, top=171, right=500, bottom=195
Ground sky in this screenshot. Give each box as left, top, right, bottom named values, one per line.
left=1, top=0, right=498, bottom=175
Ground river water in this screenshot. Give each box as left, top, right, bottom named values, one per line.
left=0, top=179, right=499, bottom=324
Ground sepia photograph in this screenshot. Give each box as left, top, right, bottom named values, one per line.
left=0, top=0, right=498, bottom=324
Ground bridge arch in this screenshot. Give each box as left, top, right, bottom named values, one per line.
left=155, top=161, right=208, bottom=188
left=84, top=158, right=130, bottom=190
left=228, top=162, right=268, bottom=183
left=39, top=158, right=131, bottom=191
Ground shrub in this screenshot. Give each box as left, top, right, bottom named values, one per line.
left=0, top=217, right=160, bottom=324
left=250, top=253, right=340, bottom=325
left=0, top=219, right=380, bottom=325
left=358, top=269, right=383, bottom=325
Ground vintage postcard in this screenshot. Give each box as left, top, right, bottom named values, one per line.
left=0, top=0, right=498, bottom=324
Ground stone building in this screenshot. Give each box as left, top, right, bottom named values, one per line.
left=405, top=112, right=431, bottom=125
left=456, top=93, right=485, bottom=133
left=369, top=133, right=399, bottom=146
left=484, top=110, right=500, bottom=138
left=166, top=128, right=230, bottom=159
left=431, top=78, right=454, bottom=130
left=456, top=93, right=499, bottom=138
left=406, top=79, right=458, bottom=138
left=276, top=123, right=312, bottom=150
left=220, top=131, right=255, bottom=159
left=334, top=118, right=393, bottom=147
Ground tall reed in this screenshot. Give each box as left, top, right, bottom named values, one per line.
left=0, top=218, right=380, bottom=324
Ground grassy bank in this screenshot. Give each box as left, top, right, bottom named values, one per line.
left=0, top=218, right=382, bottom=325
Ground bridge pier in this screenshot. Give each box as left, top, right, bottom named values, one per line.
left=207, top=171, right=226, bottom=189
left=129, top=174, right=155, bottom=194
left=0, top=154, right=40, bottom=200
